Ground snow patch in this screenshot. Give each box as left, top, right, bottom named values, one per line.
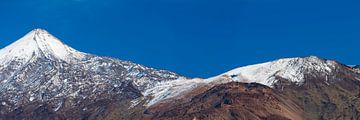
left=143, top=78, right=205, bottom=107
left=29, top=96, right=35, bottom=102
left=129, top=97, right=144, bottom=109
left=216, top=56, right=336, bottom=87
left=143, top=56, right=340, bottom=107
left=53, top=101, right=63, bottom=112
left=0, top=29, right=86, bottom=65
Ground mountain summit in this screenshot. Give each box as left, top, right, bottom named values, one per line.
left=0, top=29, right=180, bottom=119
left=144, top=57, right=360, bottom=120
left=218, top=56, right=340, bottom=86
left=1, top=29, right=360, bottom=120
left=0, top=29, right=85, bottom=65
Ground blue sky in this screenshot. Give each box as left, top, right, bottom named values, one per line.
left=0, top=0, right=359, bottom=78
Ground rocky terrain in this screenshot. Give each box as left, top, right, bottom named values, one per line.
left=145, top=82, right=304, bottom=120
left=143, top=56, right=360, bottom=120
left=0, top=29, right=180, bottom=119
left=1, top=29, right=360, bottom=120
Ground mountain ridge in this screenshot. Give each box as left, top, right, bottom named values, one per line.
left=0, top=29, right=181, bottom=119
left=0, top=29, right=359, bottom=119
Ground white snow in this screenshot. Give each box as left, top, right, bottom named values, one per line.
left=69, top=90, right=80, bottom=98
left=351, top=66, right=360, bottom=73
left=213, top=56, right=336, bottom=87
left=0, top=29, right=343, bottom=110
left=143, top=78, right=206, bottom=107
left=54, top=101, right=63, bottom=112
left=0, top=29, right=86, bottom=65
left=29, top=96, right=35, bottom=102
left=143, top=56, right=339, bottom=107
left=129, top=97, right=144, bottom=109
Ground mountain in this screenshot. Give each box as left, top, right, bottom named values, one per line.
left=144, top=57, right=360, bottom=120
left=1, top=29, right=360, bottom=120
left=0, top=29, right=181, bottom=119
left=145, top=82, right=304, bottom=120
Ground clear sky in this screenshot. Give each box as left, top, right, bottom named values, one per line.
left=0, top=0, right=359, bottom=78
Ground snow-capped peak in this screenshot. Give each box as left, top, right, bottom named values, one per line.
left=142, top=56, right=352, bottom=107
left=215, top=56, right=338, bottom=87
left=0, top=29, right=86, bottom=65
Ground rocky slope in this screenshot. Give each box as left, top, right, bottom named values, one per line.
left=0, top=29, right=180, bottom=119
left=144, top=57, right=360, bottom=120
left=145, top=82, right=304, bottom=120
left=1, top=29, right=360, bottom=120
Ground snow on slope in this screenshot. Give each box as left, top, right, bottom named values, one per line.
left=143, top=56, right=339, bottom=107
left=0, top=29, right=85, bottom=65
left=351, top=65, right=360, bottom=73
left=0, top=29, right=180, bottom=109
left=143, top=77, right=205, bottom=106
left=0, top=29, right=345, bottom=109
left=217, top=56, right=337, bottom=86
